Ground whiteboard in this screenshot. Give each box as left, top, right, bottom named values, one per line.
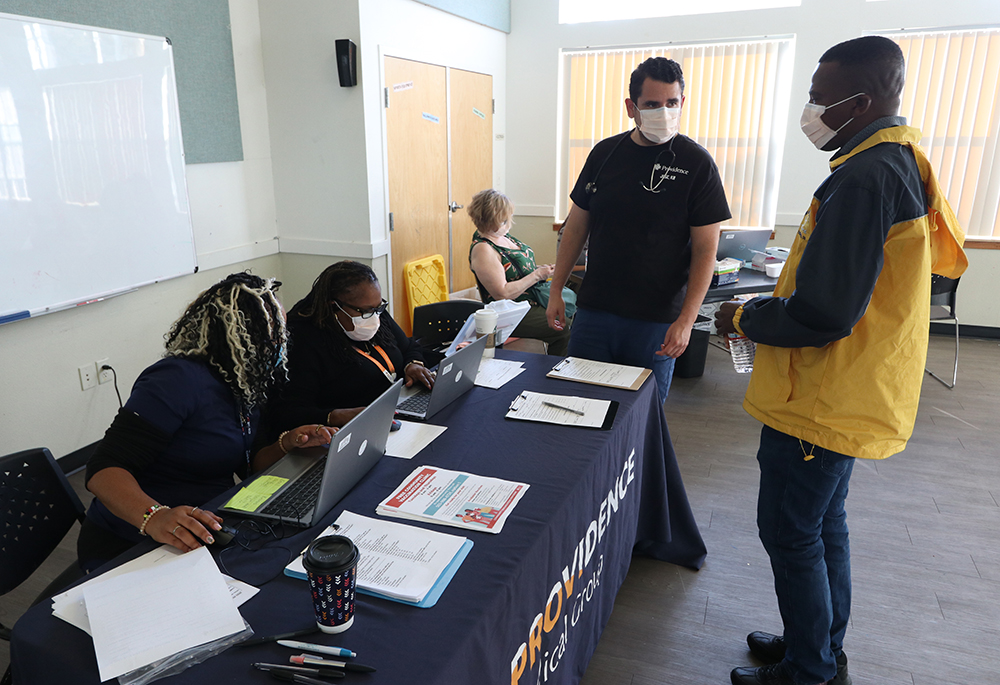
left=0, top=12, right=196, bottom=324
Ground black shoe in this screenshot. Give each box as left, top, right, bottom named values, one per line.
left=730, top=663, right=796, bottom=685
left=747, top=631, right=786, bottom=664
left=743, top=633, right=852, bottom=685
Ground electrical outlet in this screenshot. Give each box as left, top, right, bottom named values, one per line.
left=78, top=364, right=96, bottom=390
left=96, top=358, right=112, bottom=384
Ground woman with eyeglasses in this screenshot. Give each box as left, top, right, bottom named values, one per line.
left=278, top=260, right=434, bottom=429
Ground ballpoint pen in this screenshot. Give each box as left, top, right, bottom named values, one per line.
left=542, top=400, right=586, bottom=416
left=276, top=640, right=356, bottom=658
left=291, top=654, right=378, bottom=672
left=238, top=626, right=321, bottom=647
left=265, top=668, right=331, bottom=685
left=253, top=663, right=344, bottom=680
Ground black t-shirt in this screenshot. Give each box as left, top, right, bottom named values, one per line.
left=570, top=132, right=732, bottom=323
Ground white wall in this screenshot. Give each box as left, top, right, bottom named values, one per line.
left=0, top=0, right=507, bottom=460
left=260, top=0, right=507, bottom=297
left=0, top=0, right=282, bottom=459
left=506, top=0, right=1000, bottom=327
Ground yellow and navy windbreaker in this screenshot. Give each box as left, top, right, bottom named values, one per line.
left=735, top=124, right=967, bottom=460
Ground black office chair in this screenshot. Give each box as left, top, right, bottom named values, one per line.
left=0, top=448, right=87, bottom=658
left=412, top=300, right=484, bottom=367
left=926, top=274, right=960, bottom=389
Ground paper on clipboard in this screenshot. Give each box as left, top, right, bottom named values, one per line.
left=547, top=357, right=651, bottom=390
left=506, top=391, right=611, bottom=429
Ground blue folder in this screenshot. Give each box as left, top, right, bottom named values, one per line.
left=284, top=538, right=473, bottom=609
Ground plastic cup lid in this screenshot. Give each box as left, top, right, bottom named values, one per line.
left=302, top=535, right=359, bottom=574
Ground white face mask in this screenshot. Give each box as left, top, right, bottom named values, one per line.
left=637, top=106, right=681, bottom=144
left=800, top=93, right=865, bottom=149
left=336, top=304, right=381, bottom=341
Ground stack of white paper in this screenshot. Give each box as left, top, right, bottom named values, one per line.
left=53, top=545, right=249, bottom=682
left=475, top=358, right=525, bottom=389
left=385, top=421, right=447, bottom=459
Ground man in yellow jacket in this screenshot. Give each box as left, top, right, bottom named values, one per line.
left=717, top=36, right=967, bottom=685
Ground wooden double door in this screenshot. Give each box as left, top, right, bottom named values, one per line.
left=384, top=56, right=493, bottom=334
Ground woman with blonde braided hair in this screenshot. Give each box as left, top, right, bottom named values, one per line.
left=78, top=273, right=334, bottom=572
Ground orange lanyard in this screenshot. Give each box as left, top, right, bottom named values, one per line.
left=354, top=344, right=396, bottom=382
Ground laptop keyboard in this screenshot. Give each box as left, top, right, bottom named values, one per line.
left=260, top=456, right=326, bottom=519
left=397, top=389, right=432, bottom=415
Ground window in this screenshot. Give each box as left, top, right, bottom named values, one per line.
left=559, top=38, right=795, bottom=227
left=559, top=0, right=800, bottom=24
left=877, top=28, right=1000, bottom=241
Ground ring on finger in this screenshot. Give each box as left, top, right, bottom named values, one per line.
left=172, top=525, right=181, bottom=536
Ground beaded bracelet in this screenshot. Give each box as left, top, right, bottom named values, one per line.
left=278, top=430, right=292, bottom=455
left=139, top=504, right=170, bottom=536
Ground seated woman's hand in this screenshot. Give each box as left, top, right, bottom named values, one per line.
left=405, top=362, right=435, bottom=389
left=535, top=264, right=555, bottom=281
left=284, top=424, right=337, bottom=450
left=146, top=505, right=223, bottom=553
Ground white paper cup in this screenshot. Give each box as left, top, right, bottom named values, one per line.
left=474, top=309, right=498, bottom=358
left=765, top=262, right=784, bottom=278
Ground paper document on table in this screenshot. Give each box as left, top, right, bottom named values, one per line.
left=377, top=465, right=529, bottom=534
left=475, top=358, right=525, bottom=389
left=506, top=391, right=612, bottom=429
left=82, top=545, right=245, bottom=682
left=385, top=421, right=447, bottom=459
left=51, top=545, right=258, bottom=635
left=285, top=511, right=470, bottom=604
left=547, top=356, right=650, bottom=390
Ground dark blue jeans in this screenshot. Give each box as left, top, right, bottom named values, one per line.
left=756, top=425, right=855, bottom=685
left=567, top=307, right=676, bottom=403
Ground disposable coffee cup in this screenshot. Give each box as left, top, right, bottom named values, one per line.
left=765, top=261, right=784, bottom=279
left=302, top=535, right=360, bottom=633
left=474, top=308, right=498, bottom=358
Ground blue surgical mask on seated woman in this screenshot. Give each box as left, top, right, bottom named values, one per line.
left=336, top=303, right=381, bottom=341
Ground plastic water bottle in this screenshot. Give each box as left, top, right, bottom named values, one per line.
left=728, top=333, right=756, bottom=373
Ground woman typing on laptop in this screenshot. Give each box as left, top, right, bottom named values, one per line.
left=78, top=273, right=334, bottom=572
left=277, top=261, right=434, bottom=430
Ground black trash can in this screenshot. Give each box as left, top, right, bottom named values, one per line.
left=674, top=315, right=711, bottom=379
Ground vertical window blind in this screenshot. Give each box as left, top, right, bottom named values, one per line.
left=561, top=38, right=794, bottom=227
left=883, top=28, right=1000, bottom=240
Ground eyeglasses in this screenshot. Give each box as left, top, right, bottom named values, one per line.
left=337, top=298, right=388, bottom=319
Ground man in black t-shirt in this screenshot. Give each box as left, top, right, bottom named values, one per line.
left=546, top=57, right=731, bottom=402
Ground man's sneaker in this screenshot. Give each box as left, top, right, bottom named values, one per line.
left=744, top=632, right=853, bottom=685
left=730, top=663, right=799, bottom=685
left=747, top=631, right=786, bottom=664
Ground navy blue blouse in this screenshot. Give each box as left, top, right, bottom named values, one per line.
left=85, top=357, right=258, bottom=543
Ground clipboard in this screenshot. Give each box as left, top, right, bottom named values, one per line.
left=546, top=357, right=652, bottom=391
left=505, top=391, right=619, bottom=431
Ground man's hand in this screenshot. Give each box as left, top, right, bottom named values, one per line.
left=715, top=301, right=741, bottom=337
left=546, top=291, right=566, bottom=331
left=656, top=320, right=692, bottom=358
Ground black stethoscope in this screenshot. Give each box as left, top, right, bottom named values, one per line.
left=584, top=128, right=678, bottom=196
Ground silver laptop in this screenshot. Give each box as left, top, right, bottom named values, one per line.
left=220, top=379, right=403, bottom=527
left=396, top=334, right=486, bottom=420
left=717, top=227, right=772, bottom=264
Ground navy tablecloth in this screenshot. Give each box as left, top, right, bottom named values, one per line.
left=11, top=351, right=706, bottom=685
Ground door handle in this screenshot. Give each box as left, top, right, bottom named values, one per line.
left=449, top=201, right=464, bottom=213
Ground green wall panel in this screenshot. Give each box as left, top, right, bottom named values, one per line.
left=0, top=0, right=243, bottom=164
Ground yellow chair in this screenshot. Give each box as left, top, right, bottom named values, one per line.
left=402, top=254, right=448, bottom=334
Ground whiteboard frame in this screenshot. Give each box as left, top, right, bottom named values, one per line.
left=0, top=11, right=197, bottom=325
